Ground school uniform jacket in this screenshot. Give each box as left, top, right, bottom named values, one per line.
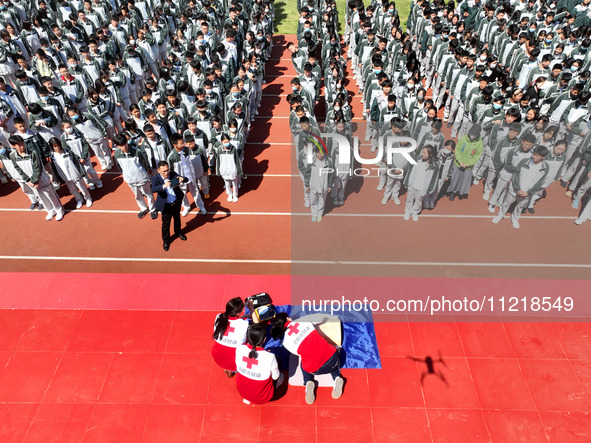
left=511, top=158, right=549, bottom=196
left=114, top=147, right=151, bottom=186
left=282, top=320, right=336, bottom=373
left=211, top=315, right=248, bottom=371
left=9, top=148, right=50, bottom=187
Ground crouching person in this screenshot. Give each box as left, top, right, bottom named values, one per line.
left=236, top=324, right=284, bottom=405
left=271, top=313, right=344, bottom=405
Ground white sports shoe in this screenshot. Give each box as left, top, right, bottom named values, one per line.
left=492, top=214, right=503, bottom=224
left=227, top=195, right=232, bottom=202
left=181, top=207, right=190, bottom=216
left=56, top=210, right=65, bottom=221
left=232, top=196, right=238, bottom=203
left=305, top=381, right=316, bottom=405
left=511, top=218, right=520, bottom=229
left=412, top=214, right=419, bottom=222
left=86, top=199, right=93, bottom=208
left=45, top=210, right=56, bottom=221
left=393, top=197, right=401, bottom=205
left=76, top=200, right=83, bottom=209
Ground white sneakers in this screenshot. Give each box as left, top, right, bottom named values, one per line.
left=381, top=196, right=389, bottom=205
left=332, top=376, right=344, bottom=399
left=86, top=199, right=93, bottom=208
left=200, top=206, right=207, bottom=214
left=393, top=197, right=401, bottom=205
left=45, top=211, right=56, bottom=221
left=492, top=214, right=503, bottom=224
left=55, top=209, right=65, bottom=221
left=488, top=205, right=495, bottom=213
left=227, top=195, right=232, bottom=202
left=181, top=207, right=190, bottom=216
left=232, top=196, right=238, bottom=203
left=412, top=214, right=419, bottom=222
left=76, top=200, right=83, bottom=209
left=305, top=381, right=315, bottom=405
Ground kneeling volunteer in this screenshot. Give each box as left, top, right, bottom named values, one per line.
left=235, top=324, right=284, bottom=405
left=271, top=313, right=344, bottom=404
left=212, top=297, right=248, bottom=378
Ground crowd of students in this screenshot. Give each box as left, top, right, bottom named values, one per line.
left=290, top=0, right=591, bottom=226
left=0, top=0, right=273, bottom=221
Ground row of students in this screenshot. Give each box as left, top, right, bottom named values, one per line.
left=0, top=0, right=275, bottom=219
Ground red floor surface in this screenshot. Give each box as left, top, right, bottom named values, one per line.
left=1, top=307, right=591, bottom=442
left=1, top=35, right=591, bottom=442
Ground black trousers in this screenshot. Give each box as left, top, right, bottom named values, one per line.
left=161, top=200, right=182, bottom=243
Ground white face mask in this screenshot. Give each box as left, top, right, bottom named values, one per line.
left=229, top=127, right=237, bottom=133
left=334, top=106, right=340, bottom=111
left=129, top=40, right=135, bottom=45
left=442, top=147, right=453, bottom=155
left=64, top=127, right=74, bottom=134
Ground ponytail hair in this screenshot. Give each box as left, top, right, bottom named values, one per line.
left=213, top=297, right=245, bottom=340
left=270, top=312, right=289, bottom=340
left=247, top=324, right=267, bottom=359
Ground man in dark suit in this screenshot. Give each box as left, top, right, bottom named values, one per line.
left=151, top=160, right=188, bottom=251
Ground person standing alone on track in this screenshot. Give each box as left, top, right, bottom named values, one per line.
left=151, top=161, right=187, bottom=251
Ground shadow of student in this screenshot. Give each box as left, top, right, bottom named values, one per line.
left=182, top=200, right=232, bottom=236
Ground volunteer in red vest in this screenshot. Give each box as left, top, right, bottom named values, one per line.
left=271, top=312, right=344, bottom=405
left=235, top=324, right=284, bottom=405
left=212, top=297, right=249, bottom=378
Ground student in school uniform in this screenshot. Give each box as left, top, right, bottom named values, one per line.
left=216, top=133, right=242, bottom=202
left=379, top=118, right=408, bottom=204
left=8, top=134, right=64, bottom=221
left=113, top=134, right=157, bottom=220
left=329, top=119, right=353, bottom=207
left=184, top=133, right=210, bottom=199
left=484, top=122, right=522, bottom=203
left=488, top=133, right=536, bottom=213
left=526, top=139, right=567, bottom=213
left=212, top=297, right=249, bottom=378
left=493, top=146, right=550, bottom=229
left=424, top=140, right=456, bottom=209
left=0, top=144, right=43, bottom=210
left=65, top=107, right=113, bottom=171
left=271, top=313, right=344, bottom=405
left=48, top=137, right=92, bottom=209
left=60, top=120, right=103, bottom=190
left=166, top=133, right=206, bottom=216
left=235, top=324, right=284, bottom=405
left=403, top=145, right=439, bottom=221
left=303, top=146, right=334, bottom=223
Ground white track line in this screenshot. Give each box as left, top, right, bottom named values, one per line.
left=0, top=255, right=589, bottom=268
left=0, top=208, right=577, bottom=220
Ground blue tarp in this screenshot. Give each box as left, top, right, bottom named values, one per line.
left=246, top=305, right=382, bottom=370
